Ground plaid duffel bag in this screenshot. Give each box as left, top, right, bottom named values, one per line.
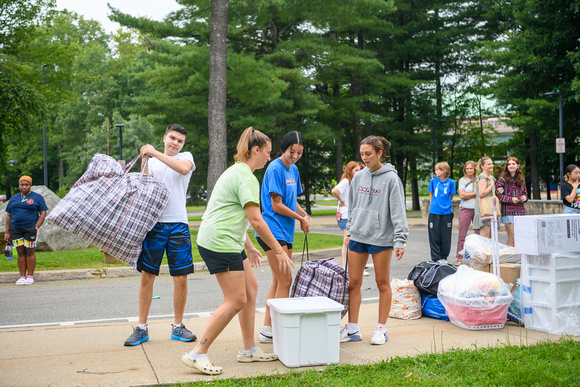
left=47, top=154, right=170, bottom=268
left=290, top=236, right=349, bottom=318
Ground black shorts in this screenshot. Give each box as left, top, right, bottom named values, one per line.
left=255, top=236, right=292, bottom=252
left=198, top=245, right=247, bottom=275
left=10, top=226, right=38, bottom=248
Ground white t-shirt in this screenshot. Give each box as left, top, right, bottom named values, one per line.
left=334, top=178, right=350, bottom=219
left=458, top=176, right=476, bottom=209
left=148, top=152, right=195, bottom=224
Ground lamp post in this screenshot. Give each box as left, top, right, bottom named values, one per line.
left=42, top=64, right=48, bottom=187
left=116, top=124, right=124, bottom=161
left=432, top=118, right=447, bottom=176
left=545, top=91, right=564, bottom=184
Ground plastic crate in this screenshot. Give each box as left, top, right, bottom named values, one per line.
left=521, top=253, right=580, bottom=335
left=438, top=293, right=511, bottom=330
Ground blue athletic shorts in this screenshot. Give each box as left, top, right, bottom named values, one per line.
left=198, top=245, right=247, bottom=275
left=337, top=218, right=348, bottom=231
left=255, top=236, right=292, bottom=252
left=349, top=240, right=392, bottom=254
left=137, top=222, right=194, bottom=276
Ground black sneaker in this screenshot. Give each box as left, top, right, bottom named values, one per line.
left=124, top=326, right=149, bottom=346
left=171, top=324, right=197, bottom=342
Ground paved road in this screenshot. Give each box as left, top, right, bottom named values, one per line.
left=0, top=228, right=507, bottom=329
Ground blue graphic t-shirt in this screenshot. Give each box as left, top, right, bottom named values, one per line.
left=256, top=158, right=303, bottom=243
left=428, top=177, right=456, bottom=215
left=5, top=191, right=48, bottom=228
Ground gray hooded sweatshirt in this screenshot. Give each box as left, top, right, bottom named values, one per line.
left=347, top=163, right=409, bottom=249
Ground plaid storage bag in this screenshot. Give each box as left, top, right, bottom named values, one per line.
left=290, top=235, right=349, bottom=319
left=46, top=154, right=170, bottom=268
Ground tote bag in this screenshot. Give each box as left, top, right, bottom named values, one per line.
left=47, top=154, right=170, bottom=268
left=477, top=176, right=496, bottom=218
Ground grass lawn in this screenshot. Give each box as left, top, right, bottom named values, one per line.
left=179, top=338, right=580, bottom=386
left=0, top=232, right=342, bottom=272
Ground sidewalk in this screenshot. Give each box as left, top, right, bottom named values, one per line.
left=0, top=303, right=565, bottom=386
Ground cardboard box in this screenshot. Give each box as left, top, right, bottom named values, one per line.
left=470, top=263, right=521, bottom=284
left=267, top=297, right=343, bottom=367
left=515, top=214, right=580, bottom=255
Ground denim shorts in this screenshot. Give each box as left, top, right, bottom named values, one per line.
left=337, top=218, right=348, bottom=231
left=501, top=215, right=515, bottom=224
left=137, top=222, right=194, bottom=276
left=349, top=240, right=392, bottom=254
left=198, top=245, right=246, bottom=275
left=563, top=206, right=580, bottom=215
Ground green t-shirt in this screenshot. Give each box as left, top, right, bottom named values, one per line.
left=197, top=162, right=260, bottom=252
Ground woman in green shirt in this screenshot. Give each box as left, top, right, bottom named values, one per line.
left=181, top=127, right=293, bottom=375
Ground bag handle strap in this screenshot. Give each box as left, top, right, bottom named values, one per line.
left=122, top=155, right=142, bottom=174
left=300, top=233, right=309, bottom=266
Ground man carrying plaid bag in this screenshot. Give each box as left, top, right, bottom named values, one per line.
left=124, top=124, right=197, bottom=346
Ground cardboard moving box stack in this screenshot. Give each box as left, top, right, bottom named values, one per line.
left=472, top=263, right=521, bottom=284
left=514, top=214, right=580, bottom=336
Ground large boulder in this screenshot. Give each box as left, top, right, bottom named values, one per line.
left=0, top=186, right=90, bottom=251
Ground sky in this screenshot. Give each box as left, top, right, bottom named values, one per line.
left=55, top=0, right=182, bottom=34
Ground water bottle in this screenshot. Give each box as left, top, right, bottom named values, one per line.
left=4, top=244, right=13, bottom=260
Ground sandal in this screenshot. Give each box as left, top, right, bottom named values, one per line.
left=237, top=347, right=278, bottom=363
left=182, top=353, right=223, bottom=375
left=454, top=259, right=462, bottom=266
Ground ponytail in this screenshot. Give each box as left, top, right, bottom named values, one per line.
left=234, top=127, right=270, bottom=162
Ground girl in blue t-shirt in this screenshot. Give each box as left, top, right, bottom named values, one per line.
left=255, top=131, right=310, bottom=344
left=428, top=162, right=456, bottom=262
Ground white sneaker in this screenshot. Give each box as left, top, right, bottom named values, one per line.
left=24, top=277, right=34, bottom=285
left=15, top=277, right=27, bottom=285
left=363, top=270, right=370, bottom=276
left=370, top=328, right=388, bottom=345
left=340, top=325, right=362, bottom=342
left=259, top=326, right=273, bottom=343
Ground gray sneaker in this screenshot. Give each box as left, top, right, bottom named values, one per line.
left=171, top=324, right=197, bottom=342
left=124, top=326, right=149, bottom=346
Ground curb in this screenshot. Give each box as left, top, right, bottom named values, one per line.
left=0, top=248, right=342, bottom=284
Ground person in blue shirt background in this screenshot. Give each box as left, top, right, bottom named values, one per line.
left=254, top=131, right=310, bottom=344
left=4, top=176, right=48, bottom=285
left=428, top=162, right=456, bottom=262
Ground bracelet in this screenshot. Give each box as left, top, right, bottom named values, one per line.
left=275, top=250, right=284, bottom=255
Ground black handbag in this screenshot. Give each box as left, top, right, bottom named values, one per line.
left=407, top=261, right=457, bottom=296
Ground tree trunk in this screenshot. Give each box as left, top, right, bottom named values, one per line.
left=334, top=82, right=343, bottom=182
left=529, top=129, right=541, bottom=200
left=410, top=156, right=420, bottom=211
left=206, top=0, right=229, bottom=201
left=57, top=145, right=64, bottom=189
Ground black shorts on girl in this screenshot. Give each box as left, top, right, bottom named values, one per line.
left=9, top=226, right=38, bottom=248
left=349, top=240, right=392, bottom=254
left=255, top=236, right=292, bottom=252
left=198, top=245, right=247, bottom=275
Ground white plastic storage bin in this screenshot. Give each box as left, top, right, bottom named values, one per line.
left=521, top=253, right=580, bottom=336
left=267, top=297, right=344, bottom=367
left=514, top=214, right=580, bottom=255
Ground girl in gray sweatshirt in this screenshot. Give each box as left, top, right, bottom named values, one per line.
left=340, top=135, right=409, bottom=346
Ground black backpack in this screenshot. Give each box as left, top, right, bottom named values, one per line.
left=407, top=261, right=458, bottom=296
